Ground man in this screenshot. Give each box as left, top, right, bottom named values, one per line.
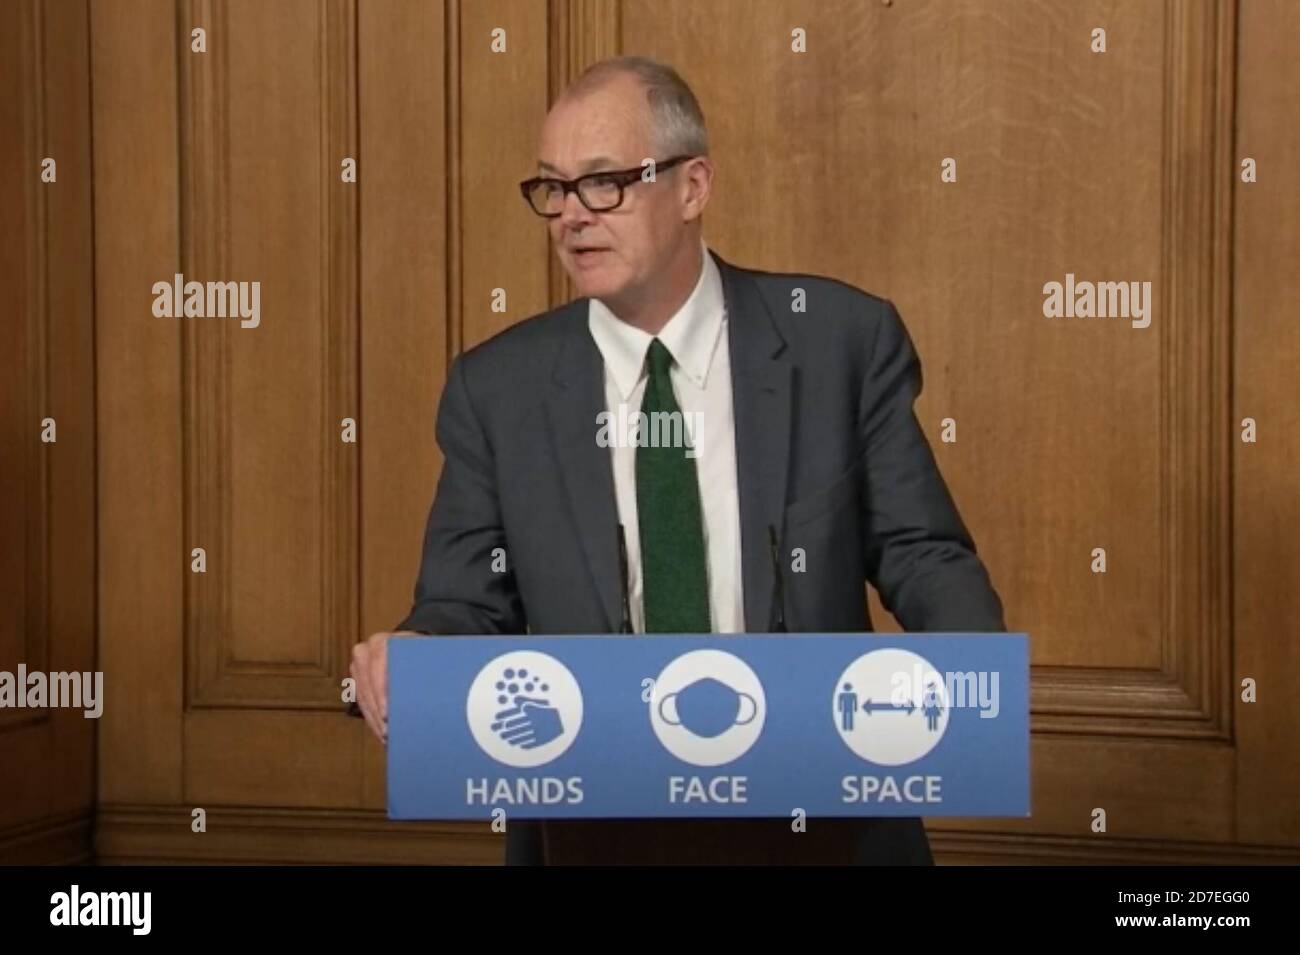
left=351, top=56, right=1006, bottom=865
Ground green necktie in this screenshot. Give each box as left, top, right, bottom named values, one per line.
left=636, top=338, right=711, bottom=633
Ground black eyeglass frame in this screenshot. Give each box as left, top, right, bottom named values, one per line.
left=519, top=155, right=695, bottom=217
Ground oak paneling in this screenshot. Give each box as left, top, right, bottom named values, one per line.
left=181, top=0, right=358, bottom=709
left=174, top=0, right=365, bottom=806
left=357, top=0, right=449, bottom=812
left=96, top=805, right=499, bottom=865
left=93, top=0, right=186, bottom=809
left=74, top=0, right=1300, bottom=863
left=458, top=0, right=552, bottom=349
left=625, top=0, right=1231, bottom=742
left=0, top=0, right=96, bottom=863
left=1234, top=0, right=1300, bottom=848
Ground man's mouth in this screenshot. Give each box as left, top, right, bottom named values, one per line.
left=570, top=246, right=610, bottom=266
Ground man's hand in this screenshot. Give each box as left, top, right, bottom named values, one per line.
left=350, top=631, right=418, bottom=744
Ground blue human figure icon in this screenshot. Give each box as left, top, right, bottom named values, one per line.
left=922, top=680, right=943, bottom=731
left=837, top=682, right=858, bottom=732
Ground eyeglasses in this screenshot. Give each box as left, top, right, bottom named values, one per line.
left=520, top=155, right=694, bottom=217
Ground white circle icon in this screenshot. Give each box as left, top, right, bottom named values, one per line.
left=466, top=652, right=582, bottom=768
left=649, top=650, right=766, bottom=767
left=833, top=649, right=949, bottom=766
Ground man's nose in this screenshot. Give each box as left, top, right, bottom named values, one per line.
left=559, top=189, right=595, bottom=230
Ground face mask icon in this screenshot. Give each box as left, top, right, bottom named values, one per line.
left=658, top=677, right=758, bottom=738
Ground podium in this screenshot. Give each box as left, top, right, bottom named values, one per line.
left=388, top=633, right=1029, bottom=863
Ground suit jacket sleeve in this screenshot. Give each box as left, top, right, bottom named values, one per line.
left=394, top=353, right=526, bottom=635
left=858, top=300, right=1007, bottom=632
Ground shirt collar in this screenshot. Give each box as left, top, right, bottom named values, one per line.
left=588, top=241, right=726, bottom=401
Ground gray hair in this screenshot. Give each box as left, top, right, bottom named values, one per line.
left=564, top=56, right=709, bottom=157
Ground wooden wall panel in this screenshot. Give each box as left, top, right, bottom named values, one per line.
left=176, top=0, right=364, bottom=806
left=36, top=0, right=98, bottom=846
left=457, top=0, right=552, bottom=349
left=0, top=0, right=96, bottom=864
left=1234, top=0, right=1300, bottom=848
left=74, top=0, right=1299, bottom=863
left=612, top=0, right=1262, bottom=859
left=92, top=0, right=506, bottom=862
left=623, top=0, right=1230, bottom=740
left=357, top=0, right=449, bottom=812
left=631, top=1, right=1163, bottom=673
left=93, top=0, right=186, bottom=808
left=0, top=1, right=50, bottom=737
left=181, top=0, right=358, bottom=710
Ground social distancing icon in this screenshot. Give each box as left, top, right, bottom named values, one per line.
left=833, top=648, right=949, bottom=766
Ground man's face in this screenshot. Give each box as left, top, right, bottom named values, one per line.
left=537, top=75, right=700, bottom=306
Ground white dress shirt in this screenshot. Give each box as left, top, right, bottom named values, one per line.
left=588, top=242, right=745, bottom=633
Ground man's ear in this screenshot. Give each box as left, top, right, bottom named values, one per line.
left=681, top=158, right=714, bottom=222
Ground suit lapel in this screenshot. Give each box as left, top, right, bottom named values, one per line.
left=545, top=301, right=622, bottom=632
left=716, top=252, right=793, bottom=632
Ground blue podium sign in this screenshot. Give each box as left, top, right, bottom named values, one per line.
left=388, top=633, right=1029, bottom=820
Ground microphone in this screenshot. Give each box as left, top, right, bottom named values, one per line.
left=616, top=524, right=634, bottom=634
left=768, top=524, right=787, bottom=633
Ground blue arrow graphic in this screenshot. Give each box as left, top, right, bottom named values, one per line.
left=860, top=698, right=915, bottom=715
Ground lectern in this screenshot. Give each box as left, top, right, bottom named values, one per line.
left=388, top=633, right=1029, bottom=863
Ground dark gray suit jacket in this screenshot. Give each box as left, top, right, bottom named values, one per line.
left=397, top=250, right=1006, bottom=865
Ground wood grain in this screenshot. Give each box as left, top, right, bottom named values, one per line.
left=59, top=0, right=1300, bottom=862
